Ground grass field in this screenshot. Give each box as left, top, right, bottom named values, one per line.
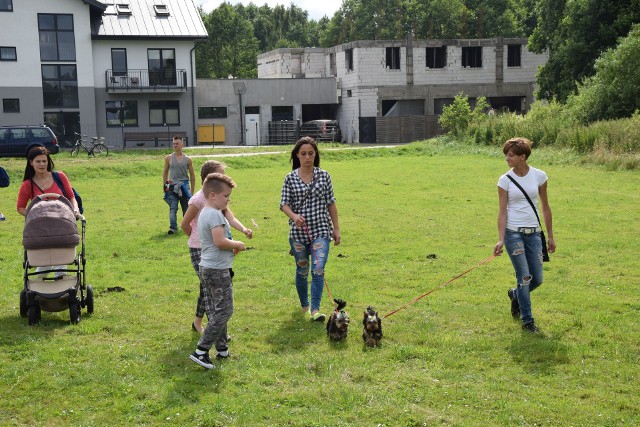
left=0, top=140, right=638, bottom=426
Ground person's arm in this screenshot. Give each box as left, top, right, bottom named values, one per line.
left=58, top=172, right=80, bottom=216
left=328, top=202, right=340, bottom=245
left=181, top=204, right=200, bottom=237
left=281, top=204, right=305, bottom=229
left=493, top=187, right=508, bottom=256
left=224, top=208, right=253, bottom=238
left=162, top=155, right=170, bottom=185
left=187, top=157, right=196, bottom=195
left=538, top=181, right=555, bottom=253
left=16, top=181, right=30, bottom=217
left=211, top=225, right=245, bottom=251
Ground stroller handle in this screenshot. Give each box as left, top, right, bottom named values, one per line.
left=30, top=193, right=83, bottom=221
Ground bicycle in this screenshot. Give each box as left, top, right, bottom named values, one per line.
left=71, top=132, right=109, bottom=157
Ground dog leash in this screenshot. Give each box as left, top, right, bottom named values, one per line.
left=303, top=224, right=336, bottom=305
left=383, top=254, right=497, bottom=319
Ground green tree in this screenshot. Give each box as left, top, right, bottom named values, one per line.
left=530, top=0, right=640, bottom=102
left=567, top=24, right=640, bottom=124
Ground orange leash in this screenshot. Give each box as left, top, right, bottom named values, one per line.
left=383, top=254, right=497, bottom=319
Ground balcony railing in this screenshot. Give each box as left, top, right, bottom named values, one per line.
left=106, top=69, right=187, bottom=92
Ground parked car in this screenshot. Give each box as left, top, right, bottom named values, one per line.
left=0, top=125, right=60, bottom=157
left=299, top=120, right=343, bottom=142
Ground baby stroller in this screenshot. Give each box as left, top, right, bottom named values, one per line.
left=19, top=193, right=94, bottom=325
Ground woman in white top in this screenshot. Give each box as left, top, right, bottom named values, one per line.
left=493, top=137, right=555, bottom=334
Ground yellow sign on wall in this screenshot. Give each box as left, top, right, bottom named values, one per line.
left=197, top=125, right=225, bottom=144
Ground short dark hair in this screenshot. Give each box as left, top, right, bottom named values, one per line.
left=173, top=136, right=184, bottom=142
left=503, top=137, right=532, bottom=159
left=202, top=172, right=236, bottom=199
left=290, top=136, right=320, bottom=170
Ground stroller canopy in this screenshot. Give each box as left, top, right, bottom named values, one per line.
left=23, top=196, right=79, bottom=250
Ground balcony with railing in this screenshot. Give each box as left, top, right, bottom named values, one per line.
left=106, top=69, right=188, bottom=92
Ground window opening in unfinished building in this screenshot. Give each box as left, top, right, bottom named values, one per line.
left=426, top=46, right=446, bottom=69
left=462, top=46, right=482, bottom=68
left=386, top=47, right=400, bottom=70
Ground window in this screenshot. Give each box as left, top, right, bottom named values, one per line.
left=154, top=4, right=169, bottom=16
left=38, top=14, right=75, bottom=61
left=0, top=0, right=12, bottom=11
left=116, top=4, right=132, bottom=15
left=111, top=48, right=128, bottom=76
left=198, top=107, right=227, bottom=119
left=148, top=48, right=176, bottom=85
left=345, top=49, right=353, bottom=71
left=346, top=90, right=352, bottom=97
left=106, top=101, right=138, bottom=126
left=149, top=100, right=179, bottom=125
left=42, top=65, right=78, bottom=108
left=462, top=46, right=482, bottom=68
left=426, top=46, right=446, bottom=69
left=434, top=98, right=454, bottom=115
left=507, top=44, right=522, bottom=67
left=3, top=98, right=19, bottom=113
left=0, top=46, right=16, bottom=60
left=386, top=47, right=400, bottom=70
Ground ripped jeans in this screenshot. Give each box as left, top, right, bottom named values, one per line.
left=504, top=230, right=544, bottom=324
left=289, top=237, right=330, bottom=312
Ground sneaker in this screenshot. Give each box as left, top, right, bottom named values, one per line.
left=311, top=312, right=326, bottom=322
left=0, top=212, right=5, bottom=221
left=189, top=351, right=214, bottom=369
left=507, top=288, right=520, bottom=319
left=216, top=350, right=230, bottom=359
left=167, top=229, right=176, bottom=235
left=522, top=322, right=539, bottom=334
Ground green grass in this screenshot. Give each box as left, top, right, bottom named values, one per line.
left=0, top=140, right=638, bottom=426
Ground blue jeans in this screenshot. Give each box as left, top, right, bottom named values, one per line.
left=289, top=237, right=330, bottom=312
left=504, top=230, right=544, bottom=324
left=163, top=184, right=190, bottom=231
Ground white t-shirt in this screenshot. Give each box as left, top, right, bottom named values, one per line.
left=197, top=206, right=233, bottom=269
left=497, top=167, right=548, bottom=228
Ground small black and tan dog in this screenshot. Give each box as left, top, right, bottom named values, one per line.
left=362, top=306, right=383, bottom=347
left=326, top=299, right=349, bottom=341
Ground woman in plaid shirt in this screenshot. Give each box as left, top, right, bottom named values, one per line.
left=280, top=137, right=341, bottom=322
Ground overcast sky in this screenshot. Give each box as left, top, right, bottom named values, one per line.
left=195, top=0, right=341, bottom=21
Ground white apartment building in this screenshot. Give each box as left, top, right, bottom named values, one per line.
left=0, top=0, right=207, bottom=148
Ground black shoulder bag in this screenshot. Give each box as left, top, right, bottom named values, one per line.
left=506, top=175, right=550, bottom=262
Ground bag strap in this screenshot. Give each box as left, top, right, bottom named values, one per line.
left=50, top=171, right=71, bottom=200
left=294, top=170, right=315, bottom=213
left=506, top=174, right=542, bottom=227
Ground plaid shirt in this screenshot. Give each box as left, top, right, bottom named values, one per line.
left=280, top=167, right=336, bottom=243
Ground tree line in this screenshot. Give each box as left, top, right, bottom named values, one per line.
left=195, top=0, right=640, bottom=121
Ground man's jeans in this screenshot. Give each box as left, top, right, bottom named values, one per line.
left=289, top=237, right=330, bottom=312
left=504, top=230, right=544, bottom=324
left=163, top=184, right=190, bottom=231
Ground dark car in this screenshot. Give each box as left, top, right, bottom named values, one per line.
left=0, top=125, right=60, bottom=157
left=299, top=120, right=343, bottom=142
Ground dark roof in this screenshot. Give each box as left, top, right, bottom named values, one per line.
left=82, top=0, right=107, bottom=10
left=92, top=0, right=207, bottom=39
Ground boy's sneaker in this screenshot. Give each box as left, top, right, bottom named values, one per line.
left=522, top=322, right=539, bottom=334
left=0, top=212, right=5, bottom=221
left=311, top=312, right=326, bottom=322
left=216, top=350, right=230, bottom=360
left=189, top=351, right=214, bottom=369
left=507, top=288, right=520, bottom=319
left=167, top=229, right=176, bottom=235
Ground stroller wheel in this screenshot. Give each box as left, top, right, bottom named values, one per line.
left=86, top=285, right=94, bottom=314
left=69, top=298, right=81, bottom=324
left=20, top=290, right=28, bottom=318
left=27, top=304, right=41, bottom=326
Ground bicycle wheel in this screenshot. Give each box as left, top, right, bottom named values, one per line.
left=71, top=144, right=80, bottom=157
left=92, top=143, right=109, bottom=157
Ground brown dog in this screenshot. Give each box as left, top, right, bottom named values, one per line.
left=326, top=299, right=349, bottom=341
left=362, top=306, right=383, bottom=347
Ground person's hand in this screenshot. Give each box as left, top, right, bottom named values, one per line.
left=233, top=241, right=246, bottom=255
left=547, top=237, right=556, bottom=253
left=293, top=214, right=306, bottom=229
left=242, top=228, right=253, bottom=239
left=333, top=229, right=341, bottom=246
left=493, top=241, right=504, bottom=256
